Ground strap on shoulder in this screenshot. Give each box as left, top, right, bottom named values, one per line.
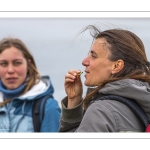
left=32, top=95, right=51, bottom=132
left=95, top=94, right=150, bottom=129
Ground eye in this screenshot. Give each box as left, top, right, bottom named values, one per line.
left=90, top=53, right=97, bottom=58
left=91, top=54, right=97, bottom=58
left=14, top=61, right=22, bottom=66
left=89, top=51, right=97, bottom=58
left=0, top=62, right=8, bottom=67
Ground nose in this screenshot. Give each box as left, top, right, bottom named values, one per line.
left=82, top=56, right=89, bottom=67
left=7, top=64, right=15, bottom=73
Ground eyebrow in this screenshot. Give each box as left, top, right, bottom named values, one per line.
left=0, top=59, right=23, bottom=61
left=90, top=50, right=98, bottom=56
left=94, top=41, right=107, bottom=44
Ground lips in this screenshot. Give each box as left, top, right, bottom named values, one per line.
left=6, top=77, right=17, bottom=83
left=85, top=70, right=90, bottom=73
left=84, top=70, right=89, bottom=78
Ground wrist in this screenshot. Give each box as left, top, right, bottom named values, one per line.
left=67, top=97, right=82, bottom=108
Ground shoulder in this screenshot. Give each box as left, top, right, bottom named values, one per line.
left=86, top=99, right=144, bottom=131
left=76, top=100, right=118, bottom=132
left=89, top=99, right=136, bottom=118
left=86, top=100, right=120, bottom=120
left=40, top=96, right=61, bottom=132
left=44, top=96, right=61, bottom=113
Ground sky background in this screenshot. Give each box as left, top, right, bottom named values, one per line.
left=0, top=18, right=149, bottom=106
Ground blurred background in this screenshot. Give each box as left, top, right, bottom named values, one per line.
left=0, top=18, right=149, bottom=106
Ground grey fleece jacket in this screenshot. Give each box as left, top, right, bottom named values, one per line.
left=59, top=79, right=150, bottom=132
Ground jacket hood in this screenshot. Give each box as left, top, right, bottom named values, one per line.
left=97, top=79, right=150, bottom=119
left=20, top=75, right=54, bottom=100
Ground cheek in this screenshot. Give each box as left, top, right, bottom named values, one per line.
left=99, top=65, right=112, bottom=79
left=93, top=63, right=111, bottom=79
left=0, top=69, right=7, bottom=77
left=17, top=66, right=28, bottom=77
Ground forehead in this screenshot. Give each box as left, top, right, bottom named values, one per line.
left=91, top=38, right=111, bottom=58
left=91, top=38, right=109, bottom=52
left=0, top=46, right=24, bottom=59
left=93, top=38, right=107, bottom=46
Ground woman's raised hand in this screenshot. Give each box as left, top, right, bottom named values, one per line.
left=64, top=69, right=83, bottom=108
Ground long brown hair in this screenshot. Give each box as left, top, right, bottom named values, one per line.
left=0, top=37, right=41, bottom=97
left=81, top=25, right=150, bottom=110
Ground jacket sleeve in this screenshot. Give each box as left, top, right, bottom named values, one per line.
left=59, top=97, right=84, bottom=132
left=40, top=98, right=61, bottom=132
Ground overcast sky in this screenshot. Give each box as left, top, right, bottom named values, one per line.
left=0, top=18, right=149, bottom=105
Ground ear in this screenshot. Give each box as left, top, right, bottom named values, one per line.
left=111, top=59, right=124, bottom=74
left=27, top=59, right=31, bottom=72
left=27, top=59, right=31, bottom=65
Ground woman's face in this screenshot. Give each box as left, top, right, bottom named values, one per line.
left=82, top=38, right=115, bottom=86
left=0, top=46, right=28, bottom=89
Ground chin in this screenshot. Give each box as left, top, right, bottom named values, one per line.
left=6, top=85, right=19, bottom=90
left=84, top=81, right=98, bottom=87
left=84, top=80, right=89, bottom=86
left=84, top=82, right=92, bottom=87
